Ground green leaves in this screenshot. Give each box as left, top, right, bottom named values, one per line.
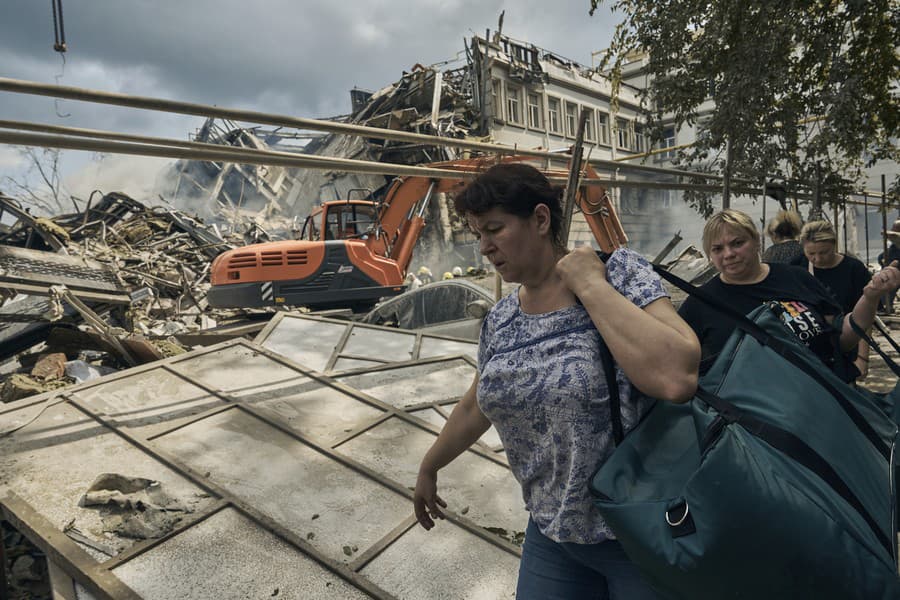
left=591, top=0, right=899, bottom=208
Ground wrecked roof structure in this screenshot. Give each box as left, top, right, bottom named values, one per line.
left=164, top=30, right=648, bottom=262
left=0, top=315, right=523, bottom=599
left=0, top=191, right=246, bottom=402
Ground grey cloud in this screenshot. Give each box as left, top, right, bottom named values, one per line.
left=1, top=0, right=615, bottom=135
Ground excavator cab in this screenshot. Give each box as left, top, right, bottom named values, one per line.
left=299, top=200, right=378, bottom=242
left=323, top=202, right=377, bottom=240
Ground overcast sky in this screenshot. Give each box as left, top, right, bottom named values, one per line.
left=0, top=0, right=619, bottom=184
left=3, top=3, right=895, bottom=211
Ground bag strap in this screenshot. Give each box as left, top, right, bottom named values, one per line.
left=598, top=339, right=625, bottom=445
left=592, top=252, right=625, bottom=445
left=874, top=317, right=900, bottom=356
left=848, top=314, right=900, bottom=379
left=695, top=387, right=894, bottom=558
left=653, top=264, right=892, bottom=462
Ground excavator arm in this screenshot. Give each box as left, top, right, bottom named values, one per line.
left=206, top=155, right=628, bottom=311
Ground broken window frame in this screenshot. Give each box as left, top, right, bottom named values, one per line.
left=547, top=97, right=562, bottom=135
left=526, top=92, right=543, bottom=130
left=505, top=83, right=524, bottom=126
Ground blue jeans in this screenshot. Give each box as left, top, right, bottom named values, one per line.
left=516, top=518, right=667, bottom=600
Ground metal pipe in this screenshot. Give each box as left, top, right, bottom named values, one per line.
left=883, top=175, right=889, bottom=267
left=842, top=201, right=848, bottom=254
left=864, top=193, right=869, bottom=265
left=0, top=129, right=777, bottom=196
left=0, top=77, right=734, bottom=181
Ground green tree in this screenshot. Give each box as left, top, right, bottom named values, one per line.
left=591, top=0, right=899, bottom=215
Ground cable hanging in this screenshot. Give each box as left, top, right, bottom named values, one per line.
left=50, top=0, right=71, bottom=117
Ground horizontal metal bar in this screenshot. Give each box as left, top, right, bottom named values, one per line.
left=0, top=77, right=736, bottom=181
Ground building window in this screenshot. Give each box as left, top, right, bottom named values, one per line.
left=492, top=80, right=503, bottom=121
left=527, top=92, right=543, bottom=129
left=547, top=97, right=562, bottom=134
left=634, top=124, right=646, bottom=153
left=658, top=126, right=676, bottom=161
left=506, top=84, right=523, bottom=125
left=583, top=109, right=596, bottom=141
left=565, top=102, right=578, bottom=138
left=661, top=190, right=673, bottom=208
left=597, top=112, right=610, bottom=145
left=616, top=118, right=633, bottom=150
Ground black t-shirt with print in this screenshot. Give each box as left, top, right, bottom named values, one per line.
left=678, top=263, right=842, bottom=375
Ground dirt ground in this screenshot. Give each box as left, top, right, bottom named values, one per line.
left=857, top=320, right=900, bottom=395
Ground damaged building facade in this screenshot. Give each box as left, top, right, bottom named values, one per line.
left=165, top=30, right=663, bottom=266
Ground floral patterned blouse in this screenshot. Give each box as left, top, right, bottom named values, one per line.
left=476, top=248, right=667, bottom=543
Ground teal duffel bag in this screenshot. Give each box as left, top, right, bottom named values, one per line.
left=591, top=289, right=900, bottom=599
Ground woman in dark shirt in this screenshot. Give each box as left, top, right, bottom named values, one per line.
left=798, top=220, right=872, bottom=378
left=761, top=210, right=804, bottom=265
left=679, top=209, right=900, bottom=381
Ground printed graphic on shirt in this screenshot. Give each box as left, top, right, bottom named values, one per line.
left=767, top=300, right=828, bottom=345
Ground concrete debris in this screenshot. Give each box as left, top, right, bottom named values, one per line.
left=78, top=473, right=194, bottom=541
left=29, top=352, right=66, bottom=381
left=660, top=245, right=717, bottom=309
left=0, top=372, right=70, bottom=403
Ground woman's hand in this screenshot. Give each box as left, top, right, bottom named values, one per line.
left=864, top=261, right=900, bottom=301
left=556, top=245, right=609, bottom=298
left=413, top=468, right=447, bottom=530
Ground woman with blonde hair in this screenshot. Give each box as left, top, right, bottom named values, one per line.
left=762, top=210, right=804, bottom=264
left=679, top=209, right=900, bottom=381
left=800, top=220, right=872, bottom=377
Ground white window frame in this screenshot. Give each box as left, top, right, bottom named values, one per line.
left=583, top=109, right=596, bottom=142
left=657, top=126, right=677, bottom=161
left=547, top=97, right=562, bottom=135
left=661, top=190, right=673, bottom=208
left=597, top=112, right=610, bottom=145
left=492, top=80, right=504, bottom=121
left=616, top=118, right=633, bottom=150
left=527, top=92, right=543, bottom=130
left=564, top=102, right=578, bottom=139
left=634, top=124, right=646, bottom=153
left=506, top=83, right=524, bottom=126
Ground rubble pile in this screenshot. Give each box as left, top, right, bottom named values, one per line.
left=0, top=191, right=286, bottom=403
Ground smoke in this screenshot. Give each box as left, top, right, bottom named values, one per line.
left=66, top=154, right=174, bottom=209
left=0, top=146, right=26, bottom=170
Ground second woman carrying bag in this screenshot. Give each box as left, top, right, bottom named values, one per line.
left=591, top=267, right=900, bottom=600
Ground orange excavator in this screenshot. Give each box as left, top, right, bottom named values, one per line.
left=206, top=156, right=626, bottom=310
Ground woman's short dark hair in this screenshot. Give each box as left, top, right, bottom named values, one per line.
left=453, top=162, right=564, bottom=249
